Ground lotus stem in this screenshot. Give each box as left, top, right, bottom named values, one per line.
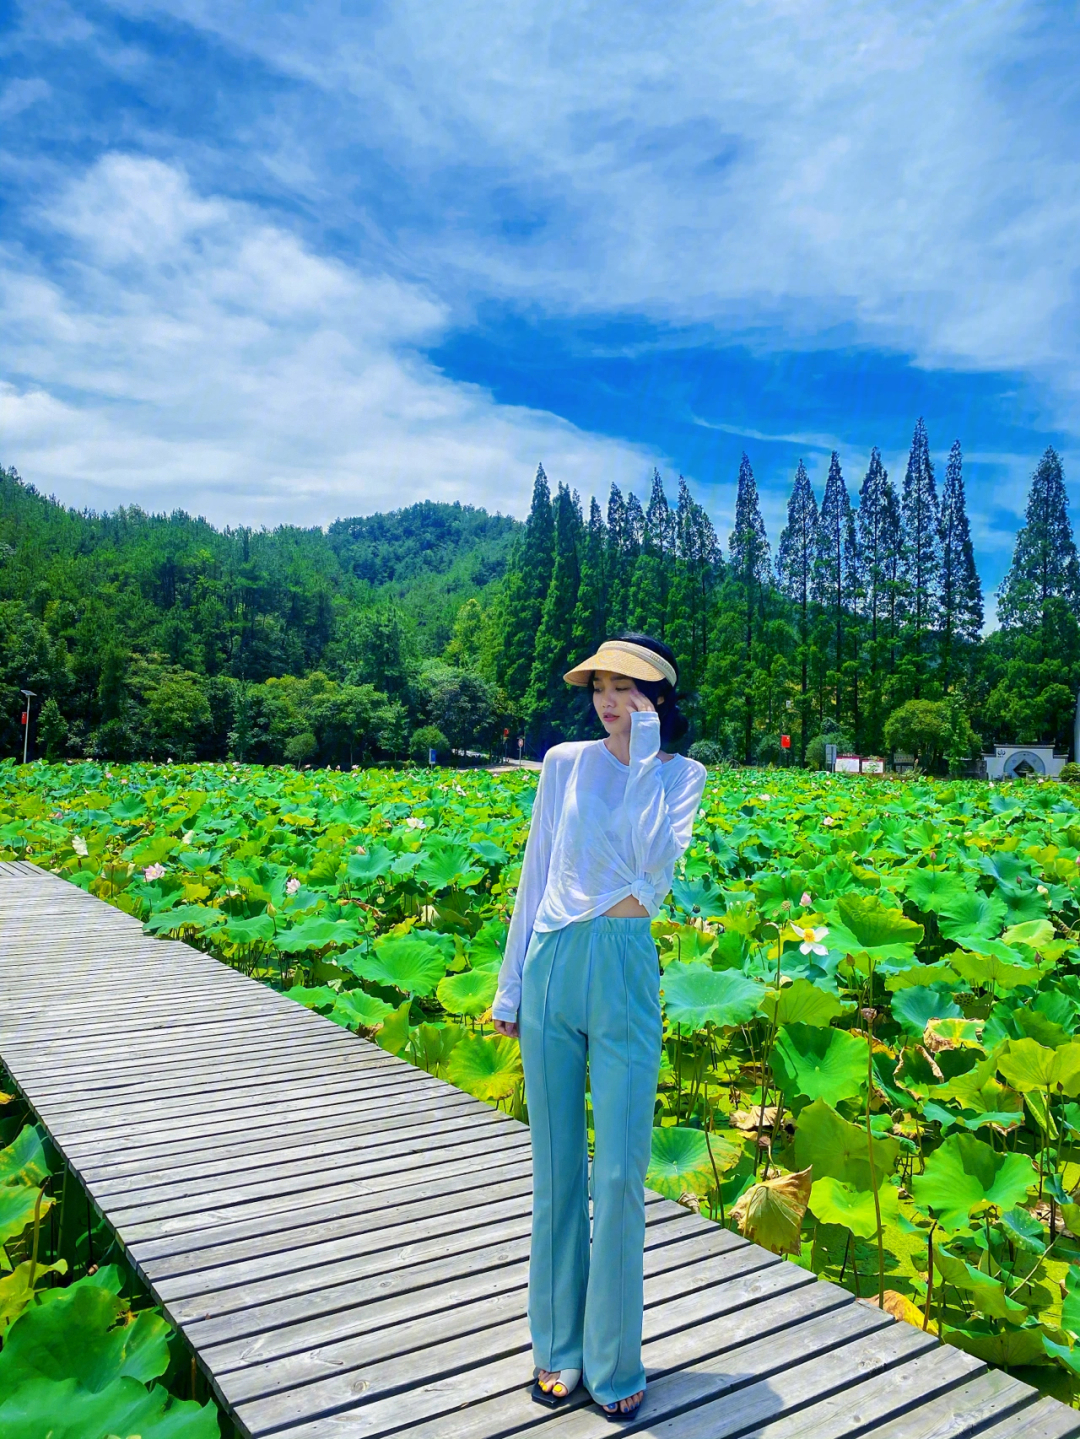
left=27, top=1185, right=45, bottom=1291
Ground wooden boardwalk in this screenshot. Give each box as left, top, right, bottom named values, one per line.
left=1, top=858, right=1078, bottom=1439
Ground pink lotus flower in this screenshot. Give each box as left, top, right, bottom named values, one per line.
left=800, top=891, right=812, bottom=907
left=285, top=877, right=301, bottom=896
left=144, top=863, right=166, bottom=881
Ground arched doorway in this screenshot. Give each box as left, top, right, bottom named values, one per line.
left=1003, top=750, right=1047, bottom=778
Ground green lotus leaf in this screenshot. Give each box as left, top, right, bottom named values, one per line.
left=345, top=845, right=395, bottom=883
left=1062, top=1266, right=1080, bottom=1338
left=809, top=1176, right=899, bottom=1238
left=0, top=1261, right=68, bottom=1340
left=144, top=905, right=225, bottom=935
left=352, top=937, right=448, bottom=996
left=932, top=1249, right=1028, bottom=1320
left=891, top=985, right=963, bottom=1037
left=656, top=921, right=718, bottom=968
left=274, top=916, right=359, bottom=954
left=835, top=893, right=924, bottom=951
left=670, top=871, right=725, bottom=919
left=374, top=998, right=413, bottom=1055
left=792, top=1097, right=900, bottom=1190
left=281, top=985, right=339, bottom=1013
left=950, top=1325, right=1050, bottom=1369
left=938, top=890, right=1007, bottom=941
left=330, top=989, right=394, bottom=1029
left=998, top=1206, right=1046, bottom=1256
left=911, top=1132, right=1037, bottom=1229
left=415, top=841, right=484, bottom=891
left=934, top=1053, right=1022, bottom=1117
left=997, top=1037, right=1080, bottom=1096
left=409, top=1022, right=466, bottom=1077
left=0, top=1187, right=52, bottom=1248
left=1002, top=918, right=1056, bottom=950
left=948, top=947, right=1041, bottom=992
left=328, top=798, right=371, bottom=826
left=471, top=839, right=509, bottom=866
left=903, top=870, right=970, bottom=914
left=0, top=1276, right=172, bottom=1393
left=220, top=914, right=275, bottom=946
left=645, top=1126, right=739, bottom=1201
left=0, top=1376, right=219, bottom=1439
left=759, top=978, right=849, bottom=1028
left=468, top=921, right=508, bottom=972
left=445, top=1034, right=523, bottom=1102
left=1043, top=1335, right=1080, bottom=1375
left=0, top=1127, right=49, bottom=1188
left=436, top=968, right=499, bottom=1019
left=771, top=1023, right=868, bottom=1106
left=661, top=963, right=765, bottom=1029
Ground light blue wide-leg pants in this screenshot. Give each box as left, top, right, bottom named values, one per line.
left=519, top=916, right=662, bottom=1407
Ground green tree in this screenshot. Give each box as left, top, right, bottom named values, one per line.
left=998, top=448, right=1080, bottom=639
left=883, top=698, right=952, bottom=770
left=496, top=464, right=555, bottom=702
left=571, top=496, right=608, bottom=655
left=727, top=453, right=772, bottom=762
left=856, top=448, right=902, bottom=750
left=899, top=418, right=941, bottom=697
left=526, top=484, right=583, bottom=742
left=777, top=459, right=818, bottom=761
left=938, top=441, right=983, bottom=689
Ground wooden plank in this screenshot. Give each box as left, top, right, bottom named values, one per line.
left=204, top=1225, right=760, bottom=1382
left=255, top=1278, right=855, bottom=1439
left=974, top=1399, right=1080, bottom=1439
left=854, top=1369, right=1040, bottom=1437
left=2, top=867, right=1065, bottom=1439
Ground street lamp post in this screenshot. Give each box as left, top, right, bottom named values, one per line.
left=20, top=690, right=36, bottom=765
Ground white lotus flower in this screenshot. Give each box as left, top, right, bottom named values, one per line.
left=405, top=816, right=427, bottom=829
left=821, top=816, right=837, bottom=827
left=285, top=877, right=301, bottom=895
left=72, top=835, right=88, bottom=857
left=796, top=924, right=830, bottom=956
left=144, top=863, right=166, bottom=881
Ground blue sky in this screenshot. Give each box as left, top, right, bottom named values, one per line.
left=1, top=1, right=1078, bottom=606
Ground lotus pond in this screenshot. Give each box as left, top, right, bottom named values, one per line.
left=6, top=758, right=1080, bottom=1402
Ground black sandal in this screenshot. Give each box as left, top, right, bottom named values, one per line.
left=601, top=1391, right=645, bottom=1422
left=531, top=1368, right=582, bottom=1407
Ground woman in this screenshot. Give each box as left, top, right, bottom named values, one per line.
left=493, top=634, right=707, bottom=1421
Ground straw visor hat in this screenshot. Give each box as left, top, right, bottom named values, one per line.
left=563, top=639, right=677, bottom=688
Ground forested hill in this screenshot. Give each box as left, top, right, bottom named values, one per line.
left=0, top=466, right=517, bottom=762
left=4, top=424, right=1080, bottom=773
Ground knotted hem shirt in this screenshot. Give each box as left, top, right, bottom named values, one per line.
left=492, top=710, right=708, bottom=1023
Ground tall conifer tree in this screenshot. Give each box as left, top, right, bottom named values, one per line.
left=900, top=418, right=941, bottom=696
left=496, top=463, right=554, bottom=703
left=668, top=477, right=721, bottom=704
left=526, top=483, right=583, bottom=740
left=813, top=452, right=858, bottom=730
left=605, top=484, right=637, bottom=631
left=938, top=440, right=983, bottom=687
left=998, top=447, right=1080, bottom=634
left=629, top=470, right=672, bottom=636
left=777, top=459, right=818, bottom=758
left=728, top=453, right=772, bottom=761
left=856, top=448, right=902, bottom=747
left=571, top=496, right=608, bottom=653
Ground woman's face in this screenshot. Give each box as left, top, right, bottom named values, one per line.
left=591, top=669, right=651, bottom=738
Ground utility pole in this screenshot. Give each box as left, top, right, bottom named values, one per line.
left=20, top=690, right=36, bottom=764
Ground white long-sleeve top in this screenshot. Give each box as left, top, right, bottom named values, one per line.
left=492, top=710, right=708, bottom=1022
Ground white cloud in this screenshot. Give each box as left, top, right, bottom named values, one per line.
left=0, top=155, right=657, bottom=524
left=117, top=0, right=1080, bottom=393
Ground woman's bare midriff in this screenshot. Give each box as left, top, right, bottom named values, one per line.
left=603, top=895, right=650, bottom=918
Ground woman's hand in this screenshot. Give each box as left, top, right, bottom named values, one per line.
left=493, top=1018, right=519, bottom=1039
left=624, top=691, right=657, bottom=714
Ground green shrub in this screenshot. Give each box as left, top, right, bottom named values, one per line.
left=1059, top=761, right=1080, bottom=784
left=411, top=724, right=449, bottom=763
left=688, top=740, right=725, bottom=767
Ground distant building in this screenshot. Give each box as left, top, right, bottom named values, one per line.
left=983, top=744, right=1068, bottom=779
